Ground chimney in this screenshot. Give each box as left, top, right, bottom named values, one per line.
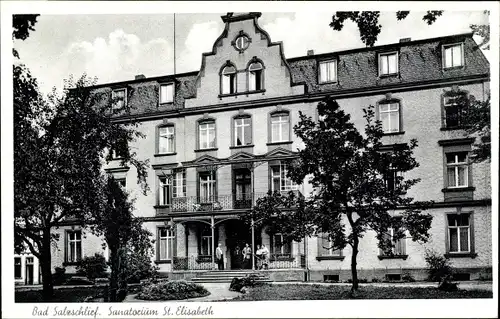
left=135, top=74, right=146, bottom=80
left=307, top=50, right=314, bottom=56
left=399, top=38, right=411, bottom=43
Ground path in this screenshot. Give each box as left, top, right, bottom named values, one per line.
left=124, top=283, right=241, bottom=302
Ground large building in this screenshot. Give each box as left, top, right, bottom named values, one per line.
left=46, top=12, right=491, bottom=283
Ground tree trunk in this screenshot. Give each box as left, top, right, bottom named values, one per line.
left=109, top=247, right=119, bottom=302
left=351, top=237, right=359, bottom=292
left=41, top=229, right=54, bottom=300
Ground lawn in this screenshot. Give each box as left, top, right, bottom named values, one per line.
left=232, top=284, right=493, bottom=300
left=15, top=287, right=105, bottom=303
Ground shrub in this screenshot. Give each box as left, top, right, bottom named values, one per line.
left=371, top=278, right=381, bottom=283
left=345, top=278, right=367, bottom=283
left=65, top=276, right=94, bottom=286
left=76, top=253, right=107, bottom=281
left=424, top=249, right=453, bottom=282
left=402, top=272, right=416, bottom=282
left=229, top=274, right=260, bottom=292
left=52, top=267, right=67, bottom=286
left=136, top=280, right=209, bottom=301
left=123, top=253, right=159, bottom=283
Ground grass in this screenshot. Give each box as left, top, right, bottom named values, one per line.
left=232, top=284, right=493, bottom=300
left=15, top=287, right=105, bottom=303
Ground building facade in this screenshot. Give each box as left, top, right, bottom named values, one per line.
left=44, top=12, right=491, bottom=283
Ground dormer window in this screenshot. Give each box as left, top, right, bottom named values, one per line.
left=443, top=43, right=464, bottom=68
left=221, top=64, right=237, bottom=95
left=319, top=60, right=337, bottom=84
left=379, top=52, right=398, bottom=76
left=160, top=83, right=174, bottom=104
left=248, top=62, right=263, bottom=91
left=112, top=88, right=126, bottom=110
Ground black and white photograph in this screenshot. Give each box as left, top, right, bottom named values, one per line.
left=1, top=1, right=498, bottom=318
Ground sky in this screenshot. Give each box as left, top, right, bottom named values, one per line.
left=12, top=10, right=490, bottom=96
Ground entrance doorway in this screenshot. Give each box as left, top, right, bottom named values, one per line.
left=25, top=257, right=34, bottom=285
left=233, top=168, right=252, bottom=209
left=224, top=219, right=252, bottom=269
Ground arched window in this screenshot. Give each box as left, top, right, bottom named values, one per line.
left=221, top=64, right=237, bottom=95
left=248, top=61, right=263, bottom=91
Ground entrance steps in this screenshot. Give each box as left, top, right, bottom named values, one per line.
left=192, top=270, right=271, bottom=283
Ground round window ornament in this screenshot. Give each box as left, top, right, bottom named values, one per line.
left=232, top=32, right=251, bottom=53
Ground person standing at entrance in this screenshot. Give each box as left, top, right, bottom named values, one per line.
left=233, top=246, right=242, bottom=269
left=242, top=243, right=252, bottom=269
left=261, top=244, right=270, bottom=270
left=216, top=243, right=224, bottom=270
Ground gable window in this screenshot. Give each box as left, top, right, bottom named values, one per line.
left=319, top=60, right=337, bottom=84
left=158, top=228, right=174, bottom=261
left=160, top=83, right=174, bottom=104
left=66, top=230, right=82, bottom=263
left=112, top=88, right=126, bottom=110
left=159, top=176, right=172, bottom=206
left=199, top=171, right=216, bottom=202
left=443, top=43, right=464, bottom=68
left=380, top=227, right=406, bottom=256
left=158, top=125, right=175, bottom=153
left=379, top=101, right=400, bottom=133
left=270, top=112, right=290, bottom=142
left=248, top=62, right=263, bottom=91
left=447, top=214, right=470, bottom=253
left=14, top=257, right=22, bottom=279
left=199, top=120, right=216, bottom=149
left=271, top=163, right=298, bottom=192
left=379, top=52, right=398, bottom=75
left=443, top=92, right=467, bottom=129
left=221, top=65, right=237, bottom=94
left=234, top=116, right=252, bottom=146
left=446, top=152, right=468, bottom=188
left=271, top=233, right=292, bottom=258
left=318, top=233, right=342, bottom=257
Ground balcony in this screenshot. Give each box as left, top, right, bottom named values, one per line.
left=155, top=191, right=301, bottom=215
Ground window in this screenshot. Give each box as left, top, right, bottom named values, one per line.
left=158, top=125, right=175, bottom=153
left=447, top=214, right=470, bottom=253
left=173, top=170, right=186, bottom=198
left=234, top=116, right=252, bottom=146
left=235, top=35, right=250, bottom=52
left=379, top=101, right=400, bottom=133
left=271, top=163, right=298, bottom=192
left=318, top=234, right=342, bottom=257
left=158, top=228, right=174, bottom=261
left=248, top=62, right=263, bottom=91
left=160, top=83, right=174, bottom=104
left=14, top=257, right=22, bottom=279
left=319, top=60, right=337, bottom=83
left=198, top=121, right=216, bottom=149
left=159, top=176, right=172, bottom=205
left=443, top=43, right=464, bottom=68
left=443, top=93, right=467, bottom=128
left=200, top=227, right=212, bottom=256
left=199, top=172, right=216, bottom=202
left=112, top=88, right=126, bottom=110
left=379, top=52, right=398, bottom=75
left=66, top=231, right=82, bottom=263
left=272, top=233, right=292, bottom=257
left=270, top=112, right=290, bottom=142
left=110, top=138, right=127, bottom=160
left=380, top=227, right=406, bottom=256
left=221, top=65, right=237, bottom=94
left=384, top=165, right=403, bottom=193
left=446, top=152, right=468, bottom=188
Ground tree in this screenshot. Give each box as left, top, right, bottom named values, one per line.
left=12, top=14, right=40, bottom=58
left=330, top=11, right=443, bottom=47
left=88, top=176, right=155, bottom=302
left=14, top=72, right=149, bottom=300
left=246, top=97, right=433, bottom=292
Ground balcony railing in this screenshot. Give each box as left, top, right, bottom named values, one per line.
left=172, top=254, right=305, bottom=271
left=156, top=191, right=301, bottom=215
